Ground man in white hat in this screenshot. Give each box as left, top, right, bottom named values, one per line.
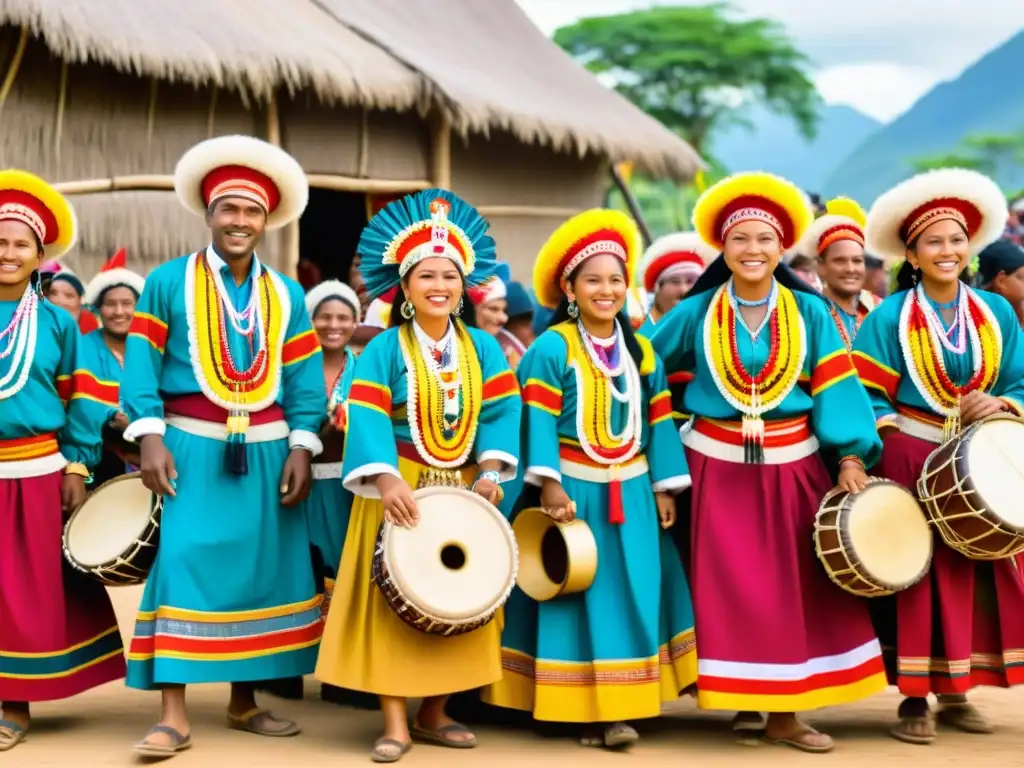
left=121, top=135, right=327, bottom=757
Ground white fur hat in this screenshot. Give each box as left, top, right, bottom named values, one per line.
left=866, top=168, right=1008, bottom=262
left=636, top=232, right=715, bottom=293
left=84, top=267, right=145, bottom=306
left=305, top=280, right=362, bottom=322
left=174, top=134, right=309, bottom=231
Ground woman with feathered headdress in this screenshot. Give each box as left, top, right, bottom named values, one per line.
left=481, top=209, right=698, bottom=749
left=648, top=172, right=888, bottom=752
left=314, top=190, right=521, bottom=762
left=852, top=168, right=1024, bottom=744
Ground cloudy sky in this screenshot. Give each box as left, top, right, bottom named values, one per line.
left=515, top=0, right=1024, bottom=123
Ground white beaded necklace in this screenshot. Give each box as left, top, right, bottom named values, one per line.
left=0, top=285, right=38, bottom=401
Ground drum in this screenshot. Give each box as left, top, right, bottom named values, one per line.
left=512, top=506, right=598, bottom=602
left=814, top=478, right=932, bottom=597
left=372, top=486, right=518, bottom=636
left=62, top=472, right=161, bottom=586
left=918, top=414, right=1024, bottom=560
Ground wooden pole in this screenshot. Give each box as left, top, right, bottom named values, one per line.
left=0, top=27, right=29, bottom=110
left=52, top=174, right=430, bottom=196
left=477, top=205, right=584, bottom=218
left=264, top=92, right=296, bottom=277
left=609, top=163, right=652, bottom=247
left=429, top=111, right=452, bottom=190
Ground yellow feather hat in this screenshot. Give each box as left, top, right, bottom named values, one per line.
left=795, top=196, right=868, bottom=257
left=533, top=209, right=643, bottom=310
left=0, top=169, right=77, bottom=260
left=692, top=171, right=814, bottom=251
left=824, top=196, right=867, bottom=227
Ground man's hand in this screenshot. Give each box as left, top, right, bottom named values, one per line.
left=280, top=449, right=312, bottom=507
left=61, top=474, right=86, bottom=517
left=140, top=434, right=177, bottom=496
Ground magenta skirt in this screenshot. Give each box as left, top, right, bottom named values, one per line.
left=876, top=431, right=1024, bottom=696
left=0, top=472, right=125, bottom=701
left=686, top=447, right=887, bottom=712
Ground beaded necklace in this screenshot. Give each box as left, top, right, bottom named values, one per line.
left=0, top=285, right=38, bottom=401
left=899, top=284, right=1000, bottom=440
left=704, top=279, right=806, bottom=463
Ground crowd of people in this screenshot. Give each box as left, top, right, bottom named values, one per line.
left=1, top=133, right=1024, bottom=762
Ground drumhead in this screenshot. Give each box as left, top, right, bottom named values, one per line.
left=847, top=482, right=931, bottom=588
left=384, top=486, right=517, bottom=623
left=967, top=418, right=1024, bottom=531
left=65, top=473, right=156, bottom=567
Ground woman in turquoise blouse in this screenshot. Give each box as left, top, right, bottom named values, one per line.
left=649, top=172, right=887, bottom=753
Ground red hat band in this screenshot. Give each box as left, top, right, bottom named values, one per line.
left=0, top=190, right=58, bottom=245
left=716, top=195, right=791, bottom=244
left=202, top=165, right=280, bottom=214
left=901, top=198, right=979, bottom=245
left=557, top=229, right=629, bottom=286
left=818, top=224, right=864, bottom=254
left=645, top=251, right=704, bottom=292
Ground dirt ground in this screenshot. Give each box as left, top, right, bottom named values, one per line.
left=10, top=587, right=1024, bottom=767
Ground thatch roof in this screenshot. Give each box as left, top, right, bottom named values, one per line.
left=321, top=0, right=703, bottom=179
left=2, top=0, right=701, bottom=179
left=1, top=0, right=426, bottom=109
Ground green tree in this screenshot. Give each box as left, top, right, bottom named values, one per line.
left=554, top=3, right=821, bottom=157
left=912, top=130, right=1024, bottom=177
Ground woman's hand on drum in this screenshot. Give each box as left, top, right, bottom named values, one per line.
left=837, top=459, right=870, bottom=494
left=139, top=434, right=177, bottom=497
left=655, top=491, right=676, bottom=529
left=473, top=477, right=503, bottom=506
left=378, top=474, right=419, bottom=528
left=959, top=390, right=1008, bottom=425
left=61, top=474, right=86, bottom=516
left=540, top=479, right=575, bottom=523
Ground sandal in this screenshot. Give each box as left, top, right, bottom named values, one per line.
left=602, top=722, right=639, bottom=748
left=409, top=722, right=477, bottom=749
left=371, top=737, right=412, bottom=763
left=0, top=720, right=26, bottom=752
left=890, top=715, right=936, bottom=745
left=133, top=724, right=193, bottom=757
left=937, top=703, right=994, bottom=734
left=764, top=725, right=834, bottom=753
left=226, top=708, right=301, bottom=737
left=732, top=711, right=767, bottom=732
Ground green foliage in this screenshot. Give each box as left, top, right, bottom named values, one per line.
left=554, top=3, right=821, bottom=155
left=911, top=130, right=1024, bottom=179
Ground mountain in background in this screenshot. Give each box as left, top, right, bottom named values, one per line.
left=709, top=104, right=881, bottom=193
left=823, top=30, right=1024, bottom=203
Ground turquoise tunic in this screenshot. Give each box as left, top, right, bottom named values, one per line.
left=306, top=346, right=357, bottom=607
left=0, top=302, right=110, bottom=467
left=650, top=286, right=882, bottom=464
left=121, top=250, right=327, bottom=688
left=852, top=287, right=1024, bottom=423
left=482, top=323, right=698, bottom=723
left=315, top=321, right=522, bottom=697
left=81, top=329, right=135, bottom=486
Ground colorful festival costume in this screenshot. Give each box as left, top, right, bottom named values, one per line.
left=81, top=258, right=146, bottom=486
left=315, top=189, right=522, bottom=697
left=121, top=136, right=327, bottom=688
left=302, top=280, right=361, bottom=610
left=854, top=168, right=1024, bottom=695
left=796, top=197, right=878, bottom=346
left=650, top=173, right=887, bottom=712
left=482, top=210, right=698, bottom=723
left=0, top=171, right=125, bottom=701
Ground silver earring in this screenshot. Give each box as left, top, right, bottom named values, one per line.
left=567, top=300, right=579, bottom=319
left=452, top=297, right=463, bottom=317
left=400, top=300, right=415, bottom=320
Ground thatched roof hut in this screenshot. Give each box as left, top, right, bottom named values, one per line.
left=0, top=0, right=701, bottom=282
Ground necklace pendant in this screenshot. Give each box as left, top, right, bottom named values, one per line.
left=744, top=385, right=765, bottom=464
left=943, top=398, right=961, bottom=442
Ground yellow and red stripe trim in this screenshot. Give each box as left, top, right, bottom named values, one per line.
left=523, top=378, right=562, bottom=416
left=648, top=390, right=673, bottom=426
left=852, top=350, right=899, bottom=401
left=348, top=380, right=392, bottom=417
left=281, top=329, right=321, bottom=366
left=129, top=312, right=168, bottom=354
left=0, top=432, right=60, bottom=461
left=810, top=349, right=857, bottom=396
left=482, top=369, right=520, bottom=402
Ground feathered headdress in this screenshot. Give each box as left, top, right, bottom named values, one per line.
left=357, top=188, right=497, bottom=300
left=796, top=196, right=868, bottom=257
left=83, top=247, right=145, bottom=306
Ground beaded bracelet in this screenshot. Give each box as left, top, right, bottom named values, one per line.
left=838, top=455, right=865, bottom=470
left=473, top=469, right=501, bottom=489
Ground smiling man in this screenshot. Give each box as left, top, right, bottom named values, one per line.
left=81, top=255, right=146, bottom=486
left=120, top=135, right=328, bottom=758
left=796, top=197, right=879, bottom=347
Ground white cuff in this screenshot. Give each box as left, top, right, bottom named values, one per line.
left=342, top=462, right=401, bottom=498
left=524, top=465, right=561, bottom=487
left=288, top=429, right=324, bottom=457
left=123, top=417, right=166, bottom=443
left=477, top=450, right=519, bottom=483
left=653, top=474, right=692, bottom=495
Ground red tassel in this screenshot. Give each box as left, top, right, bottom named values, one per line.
left=608, top=478, right=624, bottom=524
